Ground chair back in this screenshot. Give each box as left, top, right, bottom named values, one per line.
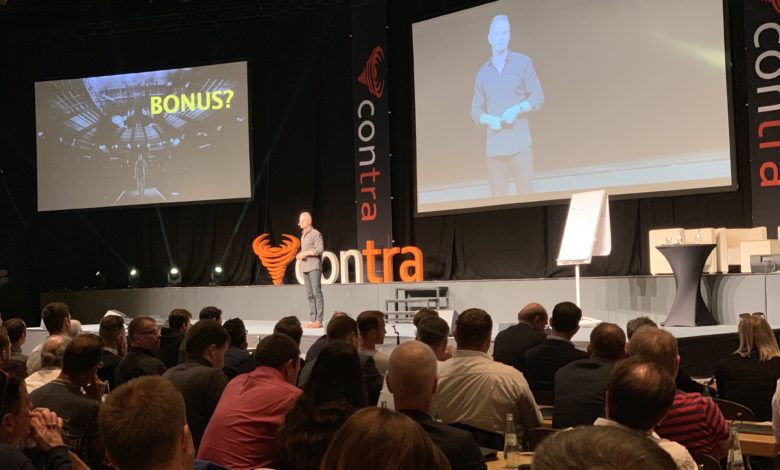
left=712, top=398, right=756, bottom=422
left=691, top=452, right=721, bottom=470
left=521, top=427, right=558, bottom=452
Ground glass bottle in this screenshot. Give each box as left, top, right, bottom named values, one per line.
left=503, top=413, right=522, bottom=469
left=726, top=414, right=745, bottom=470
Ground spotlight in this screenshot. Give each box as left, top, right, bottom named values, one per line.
left=211, top=265, right=224, bottom=285
left=128, top=267, right=140, bottom=288
left=94, top=270, right=107, bottom=289
left=167, top=266, right=181, bottom=286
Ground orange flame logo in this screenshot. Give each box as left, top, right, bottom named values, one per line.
left=252, top=234, right=300, bottom=285
left=358, top=46, right=385, bottom=99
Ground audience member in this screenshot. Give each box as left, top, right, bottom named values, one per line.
left=277, top=341, right=366, bottom=470
left=114, top=316, right=166, bottom=388
left=274, top=316, right=303, bottom=346
left=772, top=378, right=780, bottom=441
left=320, top=407, right=451, bottom=470
left=524, top=301, right=587, bottom=390
left=30, top=333, right=106, bottom=469
left=387, top=340, right=485, bottom=470
left=26, top=335, right=70, bottom=394
left=0, top=327, right=10, bottom=368
left=412, top=308, right=439, bottom=328
left=97, top=314, right=126, bottom=383
left=5, top=318, right=28, bottom=379
left=164, top=320, right=230, bottom=450
left=157, top=308, right=192, bottom=369
left=0, top=371, right=74, bottom=470
left=99, top=376, right=195, bottom=470
left=299, top=315, right=383, bottom=405
left=492, top=302, right=548, bottom=373
left=553, top=322, right=626, bottom=428
left=199, top=306, right=223, bottom=324
left=533, top=425, right=676, bottom=470
left=198, top=334, right=302, bottom=470
left=595, top=357, right=697, bottom=469
left=223, top=318, right=253, bottom=380
left=626, top=316, right=658, bottom=339
left=416, top=316, right=452, bottom=361
left=305, top=311, right=348, bottom=363
left=433, top=308, right=541, bottom=448
left=27, top=302, right=72, bottom=374
left=716, top=314, right=780, bottom=421
left=629, top=327, right=729, bottom=459
left=357, top=310, right=389, bottom=375
left=68, top=319, right=82, bottom=337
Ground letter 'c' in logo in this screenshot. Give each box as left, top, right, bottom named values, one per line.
left=358, top=46, right=385, bottom=99
left=763, top=0, right=780, bottom=14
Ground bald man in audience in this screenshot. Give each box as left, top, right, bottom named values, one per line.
left=28, top=302, right=72, bottom=374
left=433, top=308, right=541, bottom=448
left=629, top=327, right=729, bottom=459
left=388, top=340, right=486, bottom=470
left=100, top=376, right=195, bottom=470
left=492, top=302, right=547, bottom=372
left=595, top=356, right=697, bottom=470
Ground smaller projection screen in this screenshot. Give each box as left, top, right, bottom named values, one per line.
left=412, top=0, right=734, bottom=215
left=34, top=61, right=252, bottom=212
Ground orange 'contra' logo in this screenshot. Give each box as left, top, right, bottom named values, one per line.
left=358, top=46, right=385, bottom=99
left=763, top=0, right=780, bottom=14
left=252, top=234, right=300, bottom=285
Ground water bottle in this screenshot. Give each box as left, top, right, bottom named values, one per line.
left=727, top=415, right=745, bottom=470
left=504, top=413, right=522, bottom=469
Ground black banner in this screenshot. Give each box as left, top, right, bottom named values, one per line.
left=351, top=0, right=393, bottom=250
left=746, top=0, right=780, bottom=238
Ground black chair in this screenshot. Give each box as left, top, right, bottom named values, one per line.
left=449, top=422, right=504, bottom=450
left=712, top=398, right=756, bottom=421
left=521, top=427, right=558, bottom=452
left=691, top=452, right=721, bottom=470
left=532, top=389, right=555, bottom=407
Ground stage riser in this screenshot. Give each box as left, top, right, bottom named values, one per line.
left=39, top=274, right=780, bottom=327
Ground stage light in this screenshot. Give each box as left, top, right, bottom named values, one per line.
left=168, top=266, right=181, bottom=286
left=94, top=270, right=107, bottom=289
left=211, top=265, right=225, bottom=285
left=128, top=267, right=140, bottom=288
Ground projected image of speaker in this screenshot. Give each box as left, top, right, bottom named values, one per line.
left=34, top=61, right=252, bottom=212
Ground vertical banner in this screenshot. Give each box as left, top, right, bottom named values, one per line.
left=352, top=0, right=393, bottom=251
left=746, top=0, right=780, bottom=238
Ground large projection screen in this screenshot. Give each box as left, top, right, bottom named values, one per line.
left=35, top=61, right=252, bottom=212
left=413, top=0, right=734, bottom=215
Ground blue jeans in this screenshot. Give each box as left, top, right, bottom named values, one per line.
left=303, top=269, right=324, bottom=322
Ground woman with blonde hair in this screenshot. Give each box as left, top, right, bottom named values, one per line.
left=715, top=314, right=780, bottom=420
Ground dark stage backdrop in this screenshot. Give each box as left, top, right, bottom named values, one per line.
left=0, top=0, right=752, bottom=322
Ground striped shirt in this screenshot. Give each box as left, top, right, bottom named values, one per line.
left=655, top=391, right=729, bottom=456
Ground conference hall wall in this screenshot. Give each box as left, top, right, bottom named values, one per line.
left=0, top=0, right=750, bottom=322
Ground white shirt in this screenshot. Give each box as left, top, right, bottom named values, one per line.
left=594, top=418, right=698, bottom=470
left=771, top=378, right=780, bottom=441
left=433, top=349, right=542, bottom=434
left=25, top=368, right=62, bottom=394
left=360, top=350, right=389, bottom=376
left=26, top=342, right=44, bottom=374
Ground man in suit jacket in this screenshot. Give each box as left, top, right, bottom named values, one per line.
left=553, top=322, right=626, bottom=428
left=98, top=314, right=127, bottom=383
left=297, top=211, right=324, bottom=328
left=493, top=303, right=548, bottom=373
left=524, top=301, right=588, bottom=390
left=388, top=340, right=486, bottom=470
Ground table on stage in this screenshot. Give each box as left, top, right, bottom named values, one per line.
left=657, top=243, right=718, bottom=327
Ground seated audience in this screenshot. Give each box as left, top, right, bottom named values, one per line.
left=627, top=316, right=713, bottom=395
left=68, top=320, right=82, bottom=337
left=320, top=407, right=451, bottom=470
left=595, top=356, right=697, bottom=470
left=30, top=333, right=106, bottom=469
left=433, top=308, right=541, bottom=447
left=163, top=320, right=230, bottom=450
left=533, top=425, right=676, bottom=470
left=0, top=371, right=74, bottom=470
left=716, top=314, right=780, bottom=421
left=553, top=322, right=626, bottom=429
left=523, top=301, right=587, bottom=390
left=0, top=327, right=10, bottom=368
left=178, top=307, right=223, bottom=364
left=299, top=315, right=382, bottom=405
left=198, top=334, right=302, bottom=470
left=28, top=302, right=72, bottom=374
left=629, top=327, right=729, bottom=459
left=97, top=314, right=126, bottom=383
left=99, top=376, right=195, bottom=470
left=387, top=340, right=485, bottom=470
left=5, top=318, right=29, bottom=379
left=416, top=316, right=451, bottom=361
left=157, top=308, right=192, bottom=369
left=492, top=302, right=548, bottom=373
left=223, top=318, right=254, bottom=380
left=772, top=379, right=780, bottom=441
left=114, top=316, right=166, bottom=388
left=277, top=341, right=366, bottom=470
left=412, top=308, right=439, bottom=328
left=305, top=311, right=348, bottom=363
left=357, top=310, right=389, bottom=375
left=26, top=335, right=70, bottom=394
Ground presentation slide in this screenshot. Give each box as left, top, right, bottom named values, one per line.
left=413, top=0, right=733, bottom=214
left=35, top=61, right=251, bottom=212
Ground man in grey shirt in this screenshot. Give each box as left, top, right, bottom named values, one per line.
left=471, top=14, right=544, bottom=197
left=297, top=211, right=324, bottom=328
